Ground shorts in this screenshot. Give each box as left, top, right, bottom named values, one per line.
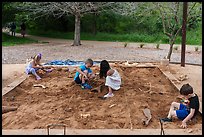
left=74, top=76, right=82, bottom=84
left=176, top=103, right=190, bottom=120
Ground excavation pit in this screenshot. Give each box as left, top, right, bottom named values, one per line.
left=2, top=63, right=202, bottom=131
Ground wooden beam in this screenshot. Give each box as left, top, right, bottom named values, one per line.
left=181, top=2, right=188, bottom=67
left=2, top=74, right=27, bottom=96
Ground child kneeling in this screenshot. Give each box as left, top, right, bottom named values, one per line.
left=74, top=59, right=95, bottom=89
left=99, top=60, right=121, bottom=98
left=25, top=53, right=52, bottom=80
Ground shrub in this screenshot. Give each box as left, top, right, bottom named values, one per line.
left=195, top=46, right=199, bottom=51
left=140, top=43, right=145, bottom=48
left=124, top=42, right=128, bottom=48
left=174, top=46, right=178, bottom=50
left=156, top=43, right=160, bottom=49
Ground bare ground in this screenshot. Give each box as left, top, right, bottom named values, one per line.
left=2, top=35, right=202, bottom=134
left=2, top=34, right=202, bottom=65
left=2, top=64, right=202, bottom=130
left=2, top=64, right=26, bottom=88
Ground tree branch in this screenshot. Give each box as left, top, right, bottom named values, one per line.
left=155, top=3, right=172, bottom=38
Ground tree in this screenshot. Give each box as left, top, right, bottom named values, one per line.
left=2, top=2, right=18, bottom=27
left=14, top=2, right=115, bottom=46
left=153, top=2, right=201, bottom=60
left=114, top=2, right=201, bottom=60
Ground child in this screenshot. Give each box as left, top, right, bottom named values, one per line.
left=25, top=53, right=51, bottom=80
left=74, top=59, right=95, bottom=89
left=99, top=60, right=121, bottom=98
left=160, top=83, right=200, bottom=128
left=10, top=22, right=16, bottom=36
left=20, top=22, right=26, bottom=38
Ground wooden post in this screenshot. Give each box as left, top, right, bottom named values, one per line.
left=181, top=2, right=188, bottom=67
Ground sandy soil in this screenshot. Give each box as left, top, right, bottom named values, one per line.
left=2, top=64, right=202, bottom=130
left=2, top=33, right=202, bottom=134
left=2, top=64, right=26, bottom=88
left=167, top=64, right=202, bottom=113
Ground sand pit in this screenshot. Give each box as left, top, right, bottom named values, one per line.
left=2, top=64, right=202, bottom=129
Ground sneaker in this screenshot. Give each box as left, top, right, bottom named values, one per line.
left=81, top=84, right=85, bottom=89
left=103, top=93, right=114, bottom=98
left=160, top=118, right=172, bottom=122
left=81, top=83, right=92, bottom=89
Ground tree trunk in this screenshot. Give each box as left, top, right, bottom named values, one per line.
left=181, top=2, right=188, bottom=67
left=167, top=43, right=174, bottom=61
left=93, top=13, right=97, bottom=35
left=73, top=14, right=81, bottom=46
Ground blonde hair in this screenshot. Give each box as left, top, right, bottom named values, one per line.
left=32, top=53, right=41, bottom=64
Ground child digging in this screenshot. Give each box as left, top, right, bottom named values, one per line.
left=160, top=83, right=200, bottom=128
left=99, top=60, right=121, bottom=98
left=74, top=59, right=95, bottom=89
left=25, top=53, right=52, bottom=80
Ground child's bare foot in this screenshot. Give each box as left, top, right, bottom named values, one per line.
left=36, top=77, right=41, bottom=80
left=46, top=68, right=53, bottom=73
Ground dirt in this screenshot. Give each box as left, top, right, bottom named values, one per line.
left=2, top=64, right=202, bottom=129
left=168, top=64, right=202, bottom=113
left=2, top=33, right=202, bottom=65
left=2, top=64, right=26, bottom=88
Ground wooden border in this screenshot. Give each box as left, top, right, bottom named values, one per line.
left=157, top=67, right=181, bottom=91
left=2, top=63, right=201, bottom=114
left=2, top=63, right=202, bottom=135
left=2, top=74, right=27, bottom=96
left=2, top=129, right=202, bottom=135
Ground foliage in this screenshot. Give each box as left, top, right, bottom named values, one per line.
left=2, top=32, right=38, bottom=46
left=156, top=43, right=160, bottom=49
left=2, top=2, right=18, bottom=27
left=27, top=30, right=201, bottom=46
left=2, top=2, right=202, bottom=47
left=187, top=2, right=202, bottom=29
left=151, top=2, right=201, bottom=59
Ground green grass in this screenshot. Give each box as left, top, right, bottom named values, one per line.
left=185, top=27, right=202, bottom=46
left=2, top=33, right=38, bottom=46
left=28, top=28, right=202, bottom=46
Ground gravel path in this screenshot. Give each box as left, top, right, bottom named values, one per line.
left=2, top=34, right=202, bottom=65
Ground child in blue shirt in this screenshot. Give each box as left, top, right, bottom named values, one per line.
left=74, top=59, right=95, bottom=89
